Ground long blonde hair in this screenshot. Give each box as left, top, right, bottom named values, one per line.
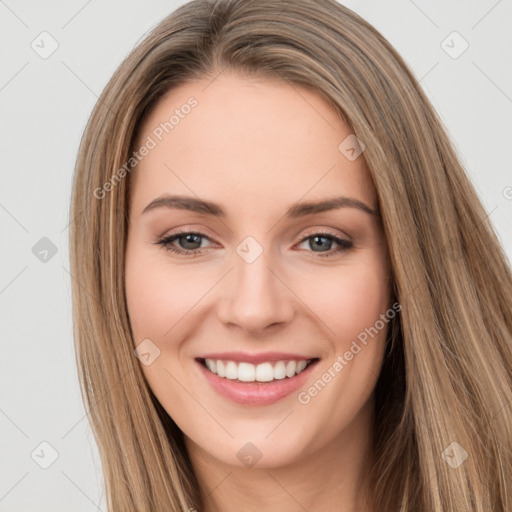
left=69, top=1, right=512, bottom=510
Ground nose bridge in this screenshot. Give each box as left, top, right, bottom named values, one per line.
left=218, top=236, right=294, bottom=331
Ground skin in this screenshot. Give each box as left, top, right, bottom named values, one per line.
left=125, top=71, right=392, bottom=512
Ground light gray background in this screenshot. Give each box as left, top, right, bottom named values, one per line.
left=1, top=1, right=511, bottom=510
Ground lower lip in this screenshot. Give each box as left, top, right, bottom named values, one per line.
left=197, top=359, right=319, bottom=406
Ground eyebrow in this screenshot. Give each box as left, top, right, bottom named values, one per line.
left=141, top=194, right=377, bottom=217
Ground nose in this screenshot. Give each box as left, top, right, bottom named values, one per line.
left=217, top=246, right=295, bottom=335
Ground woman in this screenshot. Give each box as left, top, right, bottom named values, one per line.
left=69, top=0, right=512, bottom=510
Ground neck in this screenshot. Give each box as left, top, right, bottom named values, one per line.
left=185, top=397, right=375, bottom=512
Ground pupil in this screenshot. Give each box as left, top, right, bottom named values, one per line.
left=182, top=234, right=201, bottom=249
left=178, top=235, right=333, bottom=252
left=312, top=235, right=331, bottom=251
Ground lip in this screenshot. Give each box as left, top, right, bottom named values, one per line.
left=197, top=351, right=314, bottom=365
left=196, top=357, right=320, bottom=406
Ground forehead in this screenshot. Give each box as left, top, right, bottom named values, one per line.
left=130, top=72, right=376, bottom=217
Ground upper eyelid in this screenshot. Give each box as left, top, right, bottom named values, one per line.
left=299, top=226, right=352, bottom=241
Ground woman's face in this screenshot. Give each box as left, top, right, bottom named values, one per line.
left=125, top=72, right=392, bottom=469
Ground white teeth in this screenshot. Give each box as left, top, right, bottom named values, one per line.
left=202, top=358, right=313, bottom=382
left=286, top=360, right=297, bottom=377
left=297, top=360, right=307, bottom=373
left=256, top=362, right=274, bottom=382
left=273, top=361, right=286, bottom=380
left=238, top=362, right=256, bottom=382
left=225, top=361, right=238, bottom=380
left=205, top=359, right=216, bottom=373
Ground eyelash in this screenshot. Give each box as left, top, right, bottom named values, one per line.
left=154, top=229, right=354, bottom=259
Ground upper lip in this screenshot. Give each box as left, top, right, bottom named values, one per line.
left=196, top=351, right=319, bottom=365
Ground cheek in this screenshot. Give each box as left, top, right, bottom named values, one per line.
left=126, top=242, right=391, bottom=348
left=293, top=257, right=391, bottom=348
left=290, top=260, right=391, bottom=443
left=336, top=269, right=389, bottom=342
left=125, top=249, right=212, bottom=342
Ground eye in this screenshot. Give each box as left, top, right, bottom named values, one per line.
left=154, top=230, right=214, bottom=257
left=154, top=229, right=354, bottom=258
left=296, top=231, right=353, bottom=258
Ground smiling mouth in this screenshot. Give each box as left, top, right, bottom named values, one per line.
left=197, top=357, right=320, bottom=383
